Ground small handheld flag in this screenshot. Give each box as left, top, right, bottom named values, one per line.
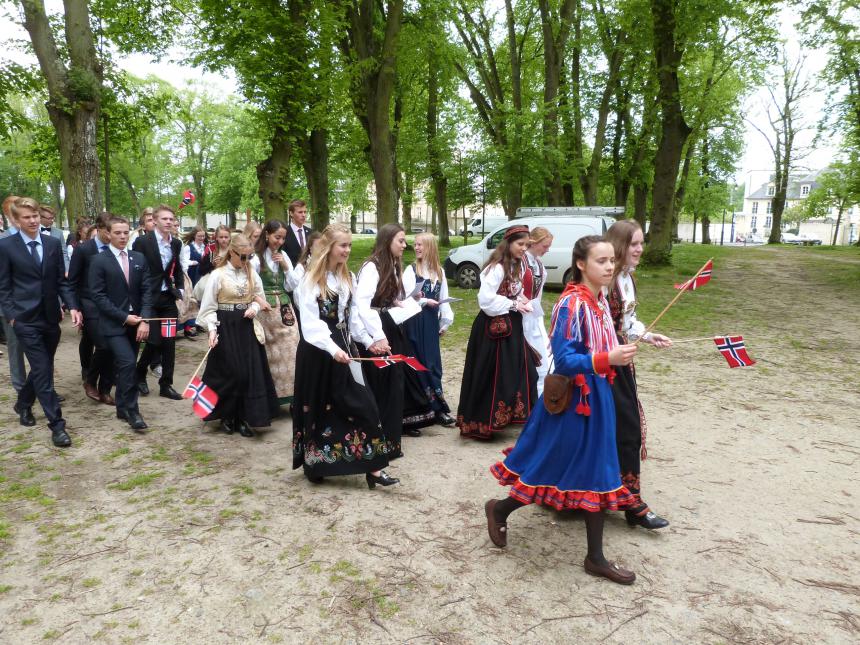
left=161, top=319, right=177, bottom=338
left=183, top=376, right=219, bottom=418
left=713, top=335, right=756, bottom=368
left=368, top=354, right=429, bottom=371
left=179, top=190, right=196, bottom=210
left=674, top=259, right=713, bottom=291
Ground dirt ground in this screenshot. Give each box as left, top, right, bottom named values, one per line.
left=0, top=246, right=858, bottom=644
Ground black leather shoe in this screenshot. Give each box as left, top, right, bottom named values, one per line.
left=116, top=408, right=129, bottom=421
left=183, top=330, right=198, bottom=341
left=236, top=419, right=255, bottom=438
left=403, top=428, right=422, bottom=437
left=14, top=403, right=35, bottom=426
left=137, top=380, right=150, bottom=396
left=307, top=475, right=324, bottom=484
left=126, top=410, right=148, bottom=431
left=366, top=470, right=399, bottom=489
left=437, top=413, right=456, bottom=427
left=222, top=419, right=235, bottom=434
left=625, top=510, right=670, bottom=530
left=50, top=426, right=72, bottom=447
left=159, top=386, right=182, bottom=400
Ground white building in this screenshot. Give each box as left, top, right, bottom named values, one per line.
left=735, top=169, right=859, bottom=244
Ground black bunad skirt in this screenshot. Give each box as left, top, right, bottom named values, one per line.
left=201, top=308, right=280, bottom=427
left=293, top=329, right=391, bottom=479
left=456, top=310, right=537, bottom=439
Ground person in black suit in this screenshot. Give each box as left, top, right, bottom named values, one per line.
left=0, top=197, right=82, bottom=447
left=89, top=216, right=153, bottom=430
left=67, top=212, right=115, bottom=405
left=132, top=205, right=183, bottom=400
left=282, top=199, right=313, bottom=268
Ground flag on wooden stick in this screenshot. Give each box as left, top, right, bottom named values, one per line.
left=674, top=259, right=713, bottom=290
left=713, top=335, right=756, bottom=368
left=183, top=376, right=219, bottom=418
left=369, top=354, right=429, bottom=371
left=161, top=319, right=177, bottom=338
left=179, top=190, right=196, bottom=209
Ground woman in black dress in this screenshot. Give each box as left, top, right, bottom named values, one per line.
left=456, top=225, right=538, bottom=439
left=197, top=234, right=280, bottom=437
left=292, top=224, right=397, bottom=488
left=606, top=220, right=672, bottom=529
left=355, top=224, right=435, bottom=457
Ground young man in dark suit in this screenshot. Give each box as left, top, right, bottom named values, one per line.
left=0, top=197, right=82, bottom=447
left=89, top=216, right=153, bottom=430
left=282, top=199, right=312, bottom=267
left=132, top=204, right=183, bottom=400
left=38, top=204, right=71, bottom=272
left=67, top=212, right=115, bottom=405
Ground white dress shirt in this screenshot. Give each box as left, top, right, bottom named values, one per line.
left=295, top=271, right=373, bottom=356
left=156, top=232, right=173, bottom=291
left=19, top=229, right=43, bottom=263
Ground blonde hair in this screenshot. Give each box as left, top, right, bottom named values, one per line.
left=10, top=197, right=40, bottom=220
left=605, top=219, right=643, bottom=277
left=414, top=233, right=443, bottom=281
left=306, top=224, right=353, bottom=296
left=243, top=220, right=262, bottom=239
left=224, top=233, right=255, bottom=287
left=529, top=226, right=553, bottom=246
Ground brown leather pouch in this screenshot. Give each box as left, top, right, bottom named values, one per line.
left=486, top=314, right=512, bottom=339
left=543, top=374, right=572, bottom=414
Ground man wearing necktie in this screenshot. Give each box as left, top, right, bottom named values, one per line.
left=68, top=213, right=116, bottom=405
left=0, top=197, right=82, bottom=447
left=282, top=199, right=313, bottom=268
left=89, top=216, right=153, bottom=430
left=38, top=204, right=71, bottom=273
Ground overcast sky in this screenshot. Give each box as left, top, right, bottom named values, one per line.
left=1, top=3, right=839, bottom=198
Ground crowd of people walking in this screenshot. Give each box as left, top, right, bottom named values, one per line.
left=0, top=194, right=672, bottom=584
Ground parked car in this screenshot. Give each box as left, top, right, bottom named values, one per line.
left=359, top=228, right=376, bottom=235
left=459, top=215, right=508, bottom=237
left=781, top=232, right=821, bottom=245
left=444, top=215, right=615, bottom=289
left=411, top=227, right=424, bottom=233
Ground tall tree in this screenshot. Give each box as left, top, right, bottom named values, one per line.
left=18, top=0, right=104, bottom=222
left=337, top=0, right=405, bottom=225
left=750, top=52, right=814, bottom=245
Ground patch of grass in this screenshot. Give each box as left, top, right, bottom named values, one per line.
left=329, top=559, right=361, bottom=583
left=218, top=509, right=240, bottom=521
left=11, top=441, right=33, bottom=454
left=150, top=446, right=169, bottom=462
left=0, top=482, right=55, bottom=507
left=0, top=518, right=11, bottom=540
left=42, top=630, right=60, bottom=641
left=21, top=617, right=38, bottom=626
left=81, top=577, right=101, bottom=588
left=109, top=472, right=164, bottom=491
left=231, top=484, right=254, bottom=496
left=103, top=447, right=131, bottom=461
left=0, top=584, right=13, bottom=594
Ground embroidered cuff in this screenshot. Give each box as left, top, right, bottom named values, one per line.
left=592, top=352, right=610, bottom=375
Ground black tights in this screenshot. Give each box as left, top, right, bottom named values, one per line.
left=493, top=497, right=608, bottom=566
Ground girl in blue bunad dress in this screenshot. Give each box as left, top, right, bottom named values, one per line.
left=485, top=235, right=640, bottom=585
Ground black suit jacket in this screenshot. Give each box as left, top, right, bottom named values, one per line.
left=282, top=224, right=312, bottom=267
left=67, top=238, right=107, bottom=319
left=0, top=232, right=78, bottom=324
left=132, top=230, right=182, bottom=299
left=89, top=249, right=154, bottom=337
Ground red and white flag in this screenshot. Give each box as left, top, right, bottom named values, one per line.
left=161, top=319, right=177, bottom=338
left=369, top=354, right=429, bottom=372
left=179, top=190, right=196, bottom=210
left=674, top=260, right=713, bottom=290
left=183, top=376, right=219, bottom=418
left=713, top=335, right=756, bottom=368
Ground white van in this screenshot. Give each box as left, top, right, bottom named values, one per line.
left=444, top=215, right=614, bottom=289
left=460, top=215, right=508, bottom=237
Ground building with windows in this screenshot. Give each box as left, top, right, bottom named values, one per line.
left=733, top=169, right=859, bottom=244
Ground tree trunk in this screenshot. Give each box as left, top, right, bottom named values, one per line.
left=257, top=126, right=292, bottom=222
left=21, top=0, right=104, bottom=223
left=672, top=138, right=696, bottom=240
left=700, top=136, right=712, bottom=244
left=401, top=173, right=413, bottom=232
left=832, top=205, right=844, bottom=245
left=300, top=128, right=330, bottom=230
left=633, top=184, right=648, bottom=229
left=118, top=170, right=141, bottom=218
left=340, top=0, right=404, bottom=226
left=646, top=0, right=692, bottom=264
left=426, top=47, right=450, bottom=246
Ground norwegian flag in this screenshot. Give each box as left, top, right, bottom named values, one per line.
left=713, top=335, right=756, bottom=368
left=161, top=319, right=177, bottom=338
left=178, top=190, right=196, bottom=210
left=369, top=354, right=429, bottom=372
left=674, top=260, right=713, bottom=290
left=183, top=376, right=219, bottom=418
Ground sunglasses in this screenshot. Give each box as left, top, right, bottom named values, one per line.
left=231, top=250, right=250, bottom=262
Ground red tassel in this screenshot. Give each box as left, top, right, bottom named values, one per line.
left=575, top=402, right=586, bottom=415
left=581, top=403, right=591, bottom=416
left=574, top=374, right=586, bottom=386
left=581, top=384, right=590, bottom=395
left=607, top=368, right=616, bottom=385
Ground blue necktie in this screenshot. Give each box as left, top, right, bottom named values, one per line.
left=28, top=240, right=41, bottom=266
